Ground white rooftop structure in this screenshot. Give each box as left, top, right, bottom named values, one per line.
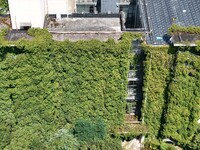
left=8, top=0, right=45, bottom=29
left=8, top=0, right=76, bottom=29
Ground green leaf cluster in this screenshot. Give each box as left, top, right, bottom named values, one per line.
left=73, top=118, right=107, bottom=142
left=168, top=24, right=200, bottom=34
left=142, top=43, right=200, bottom=148
left=162, top=51, right=200, bottom=145
left=0, top=29, right=134, bottom=149
left=142, top=45, right=172, bottom=137
left=47, top=128, right=80, bottom=150
left=0, top=0, right=8, bottom=14
left=72, top=118, right=121, bottom=150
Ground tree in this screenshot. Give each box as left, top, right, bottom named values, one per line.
left=0, top=0, right=8, bottom=14
left=73, top=118, right=107, bottom=142
left=48, top=129, right=80, bottom=150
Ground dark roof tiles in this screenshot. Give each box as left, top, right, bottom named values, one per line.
left=145, top=0, right=200, bottom=45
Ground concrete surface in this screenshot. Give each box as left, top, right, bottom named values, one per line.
left=50, top=31, right=122, bottom=41
left=47, top=18, right=121, bottom=32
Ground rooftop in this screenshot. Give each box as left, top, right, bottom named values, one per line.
left=144, top=0, right=200, bottom=45
left=47, top=17, right=121, bottom=32
left=172, top=32, right=200, bottom=47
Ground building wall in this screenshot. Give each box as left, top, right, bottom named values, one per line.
left=8, top=0, right=76, bottom=29
left=46, top=0, right=66, bottom=18
left=101, top=0, right=118, bottom=13
left=8, top=0, right=45, bottom=29
left=46, top=0, right=76, bottom=18
left=68, top=0, right=76, bottom=13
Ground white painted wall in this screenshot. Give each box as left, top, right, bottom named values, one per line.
left=46, top=0, right=67, bottom=19
left=8, top=0, right=76, bottom=29
left=68, top=0, right=76, bottom=14
left=46, top=0, right=76, bottom=19
left=8, top=0, right=46, bottom=29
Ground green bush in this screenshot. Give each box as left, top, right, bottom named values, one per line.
left=185, top=125, right=200, bottom=150
left=78, top=138, right=122, bottom=150
left=73, top=118, right=122, bottom=150
left=73, top=118, right=106, bottom=142
left=143, top=140, right=176, bottom=150
left=142, top=45, right=172, bottom=137
left=162, top=51, right=200, bottom=145
left=0, top=0, right=8, bottom=14
left=168, top=24, right=200, bottom=34
left=47, top=128, right=79, bottom=150
left=142, top=43, right=200, bottom=147
left=0, top=29, right=136, bottom=149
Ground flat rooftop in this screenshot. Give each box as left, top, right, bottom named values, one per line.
left=45, top=17, right=122, bottom=41
left=47, top=18, right=121, bottom=32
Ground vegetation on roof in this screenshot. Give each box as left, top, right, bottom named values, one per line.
left=0, top=25, right=200, bottom=149
left=142, top=45, right=172, bottom=138
left=0, top=28, right=141, bottom=149
left=168, top=24, right=200, bottom=34
left=142, top=43, right=200, bottom=149
left=162, top=51, right=200, bottom=146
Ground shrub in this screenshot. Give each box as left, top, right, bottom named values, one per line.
left=73, top=118, right=106, bottom=142
left=47, top=128, right=79, bottom=150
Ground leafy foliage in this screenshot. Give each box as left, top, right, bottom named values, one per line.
left=73, top=118, right=106, bottom=142
left=72, top=118, right=120, bottom=150
left=185, top=125, right=200, bottom=150
left=47, top=128, right=79, bottom=150
left=195, top=40, right=200, bottom=52
left=162, top=51, right=200, bottom=145
left=143, top=139, right=176, bottom=150
left=0, top=29, right=134, bottom=149
left=168, top=24, right=200, bottom=34
left=142, top=45, right=172, bottom=137
left=142, top=43, right=200, bottom=149
left=0, top=0, right=8, bottom=14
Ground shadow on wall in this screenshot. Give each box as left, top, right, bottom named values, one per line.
left=125, top=0, right=142, bottom=29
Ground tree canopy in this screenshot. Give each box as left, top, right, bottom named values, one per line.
left=0, top=0, right=8, bottom=14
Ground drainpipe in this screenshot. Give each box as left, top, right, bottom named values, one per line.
left=14, top=16, right=18, bottom=30
left=66, top=0, right=68, bottom=17
left=46, top=0, right=48, bottom=14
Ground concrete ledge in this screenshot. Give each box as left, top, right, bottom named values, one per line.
left=49, top=31, right=122, bottom=34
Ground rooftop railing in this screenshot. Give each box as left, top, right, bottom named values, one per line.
left=76, top=0, right=97, bottom=3
left=76, top=0, right=130, bottom=4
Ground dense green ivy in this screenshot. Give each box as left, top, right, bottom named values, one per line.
left=168, top=24, right=200, bottom=34
left=0, top=0, right=8, bottom=14
left=162, top=51, right=200, bottom=145
left=0, top=28, right=136, bottom=149
left=142, top=43, right=200, bottom=149
left=142, top=45, right=172, bottom=137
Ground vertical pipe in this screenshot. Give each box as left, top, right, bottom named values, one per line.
left=66, top=0, right=68, bottom=14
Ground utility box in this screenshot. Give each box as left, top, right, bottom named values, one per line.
left=101, top=0, right=118, bottom=13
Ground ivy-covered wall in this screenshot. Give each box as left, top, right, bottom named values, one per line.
left=162, top=51, right=200, bottom=145
left=0, top=29, right=138, bottom=149
left=142, top=44, right=200, bottom=149
left=142, top=45, right=172, bottom=137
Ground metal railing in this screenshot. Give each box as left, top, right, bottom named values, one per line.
left=76, top=0, right=130, bottom=4
left=76, top=0, right=97, bottom=3
left=119, top=0, right=130, bottom=3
